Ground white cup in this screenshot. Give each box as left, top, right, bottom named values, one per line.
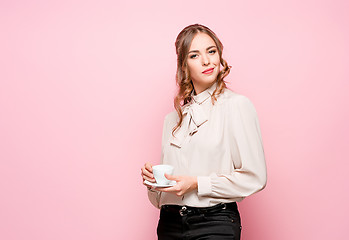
left=152, top=164, right=174, bottom=185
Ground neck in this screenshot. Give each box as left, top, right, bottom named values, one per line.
left=193, top=82, right=216, bottom=95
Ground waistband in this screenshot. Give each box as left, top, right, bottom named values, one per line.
left=161, top=202, right=237, bottom=217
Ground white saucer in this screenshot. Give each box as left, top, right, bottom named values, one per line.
left=144, top=180, right=176, bottom=188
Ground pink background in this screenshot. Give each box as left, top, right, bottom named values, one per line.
left=1, top=0, right=348, bottom=239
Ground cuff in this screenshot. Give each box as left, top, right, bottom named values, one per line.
left=197, top=176, right=212, bottom=197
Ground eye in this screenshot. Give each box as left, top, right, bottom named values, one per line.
left=189, top=54, right=198, bottom=59
left=209, top=49, right=217, bottom=54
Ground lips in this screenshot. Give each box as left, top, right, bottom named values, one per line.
left=202, top=68, right=214, bottom=74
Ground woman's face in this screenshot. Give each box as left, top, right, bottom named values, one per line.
left=186, top=32, right=220, bottom=94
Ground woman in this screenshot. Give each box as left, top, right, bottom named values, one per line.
left=141, top=23, right=267, bottom=240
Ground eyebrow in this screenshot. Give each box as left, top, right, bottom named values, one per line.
left=188, top=46, right=216, bottom=54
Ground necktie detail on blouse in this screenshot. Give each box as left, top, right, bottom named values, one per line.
left=170, top=82, right=218, bottom=148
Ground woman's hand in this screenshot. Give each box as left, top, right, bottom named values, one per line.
left=155, top=174, right=198, bottom=197
left=141, top=162, right=156, bottom=186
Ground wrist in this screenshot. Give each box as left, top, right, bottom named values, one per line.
left=192, top=176, right=198, bottom=190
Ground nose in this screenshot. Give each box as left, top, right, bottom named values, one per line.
left=201, top=53, right=210, bottom=66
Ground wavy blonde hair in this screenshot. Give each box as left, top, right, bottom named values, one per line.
left=172, top=24, right=231, bottom=136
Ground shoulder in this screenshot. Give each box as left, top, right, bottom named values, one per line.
left=219, top=88, right=258, bottom=116
left=163, top=110, right=178, bottom=125
left=221, top=88, right=255, bottom=107
left=165, top=110, right=177, bottom=120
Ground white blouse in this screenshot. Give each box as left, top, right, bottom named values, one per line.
left=148, top=82, right=267, bottom=208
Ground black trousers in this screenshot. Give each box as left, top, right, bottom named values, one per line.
left=157, top=202, right=241, bottom=240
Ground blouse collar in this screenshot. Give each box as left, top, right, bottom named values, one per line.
left=191, top=81, right=218, bottom=105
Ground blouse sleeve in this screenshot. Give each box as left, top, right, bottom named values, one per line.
left=147, top=115, right=169, bottom=209
left=197, top=95, right=267, bottom=199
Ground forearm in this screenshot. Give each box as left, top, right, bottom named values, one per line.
left=197, top=169, right=267, bottom=199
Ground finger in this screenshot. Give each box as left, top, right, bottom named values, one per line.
left=164, top=173, right=179, bottom=181
left=141, top=166, right=154, bottom=179
left=145, top=162, right=153, bottom=173
left=143, top=175, right=156, bottom=183
left=164, top=173, right=173, bottom=180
